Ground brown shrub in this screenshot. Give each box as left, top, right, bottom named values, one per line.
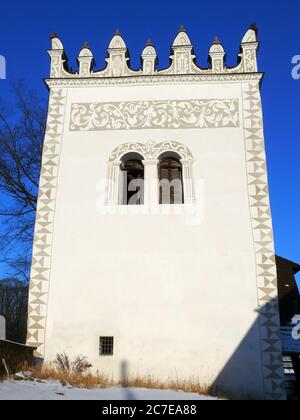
left=53, top=353, right=92, bottom=375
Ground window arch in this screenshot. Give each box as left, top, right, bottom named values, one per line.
left=120, top=153, right=144, bottom=205
left=158, top=152, right=184, bottom=205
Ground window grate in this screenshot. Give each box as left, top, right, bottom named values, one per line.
left=99, top=337, right=114, bottom=356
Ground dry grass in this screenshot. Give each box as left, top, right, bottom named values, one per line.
left=120, top=375, right=211, bottom=396
left=16, top=353, right=214, bottom=397
left=26, top=364, right=212, bottom=396
left=27, top=365, right=112, bottom=389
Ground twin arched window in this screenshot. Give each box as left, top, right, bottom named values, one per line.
left=120, top=152, right=184, bottom=205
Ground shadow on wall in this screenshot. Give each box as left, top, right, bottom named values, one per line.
left=211, top=296, right=286, bottom=400
left=116, top=298, right=286, bottom=400
left=120, top=360, right=136, bottom=400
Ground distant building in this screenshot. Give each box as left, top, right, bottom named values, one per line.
left=0, top=315, right=5, bottom=340
left=0, top=55, right=6, bottom=80
left=277, top=256, right=300, bottom=324
left=27, top=25, right=286, bottom=400
left=276, top=256, right=300, bottom=399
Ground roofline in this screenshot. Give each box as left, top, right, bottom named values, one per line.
left=276, top=255, right=300, bottom=274
left=43, top=72, right=265, bottom=89
left=0, top=339, right=37, bottom=350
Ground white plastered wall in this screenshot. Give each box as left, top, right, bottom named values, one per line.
left=42, top=80, right=265, bottom=398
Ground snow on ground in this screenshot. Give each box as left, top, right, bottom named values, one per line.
left=0, top=379, right=216, bottom=400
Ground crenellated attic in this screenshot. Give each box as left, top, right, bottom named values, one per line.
left=48, top=25, right=259, bottom=79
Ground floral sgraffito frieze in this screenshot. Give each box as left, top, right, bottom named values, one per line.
left=69, top=99, right=240, bottom=131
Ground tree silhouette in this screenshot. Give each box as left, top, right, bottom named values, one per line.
left=0, top=81, right=46, bottom=281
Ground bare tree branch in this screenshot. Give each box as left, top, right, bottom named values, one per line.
left=0, top=81, right=47, bottom=281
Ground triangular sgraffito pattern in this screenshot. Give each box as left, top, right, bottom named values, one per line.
left=242, top=82, right=286, bottom=400
left=27, top=88, right=67, bottom=358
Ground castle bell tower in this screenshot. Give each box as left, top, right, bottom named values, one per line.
left=27, top=25, right=286, bottom=400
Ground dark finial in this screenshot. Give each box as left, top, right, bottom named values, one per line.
left=213, top=36, right=221, bottom=45
left=82, top=41, right=90, bottom=49
left=179, top=25, right=186, bottom=33
left=249, top=23, right=258, bottom=32
left=146, top=39, right=153, bottom=47
left=50, top=32, right=58, bottom=40
left=115, top=29, right=121, bottom=36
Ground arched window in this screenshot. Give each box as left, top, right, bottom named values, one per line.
left=120, top=153, right=144, bottom=205
left=158, top=152, right=184, bottom=205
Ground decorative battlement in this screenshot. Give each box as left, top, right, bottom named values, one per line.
left=48, top=25, right=259, bottom=80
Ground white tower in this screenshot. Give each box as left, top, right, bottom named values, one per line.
left=27, top=26, right=286, bottom=400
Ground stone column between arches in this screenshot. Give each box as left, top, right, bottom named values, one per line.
left=143, top=159, right=159, bottom=207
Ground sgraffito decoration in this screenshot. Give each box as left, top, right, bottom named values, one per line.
left=70, top=99, right=239, bottom=132
left=242, top=81, right=286, bottom=400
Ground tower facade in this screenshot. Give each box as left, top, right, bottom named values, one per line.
left=27, top=26, right=286, bottom=399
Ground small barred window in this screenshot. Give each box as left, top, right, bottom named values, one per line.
left=99, top=337, right=114, bottom=356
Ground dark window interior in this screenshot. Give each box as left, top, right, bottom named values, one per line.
left=158, top=154, right=184, bottom=205
left=120, top=153, right=144, bottom=205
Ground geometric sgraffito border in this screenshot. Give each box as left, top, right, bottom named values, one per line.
left=242, top=81, right=286, bottom=400
left=27, top=88, right=67, bottom=357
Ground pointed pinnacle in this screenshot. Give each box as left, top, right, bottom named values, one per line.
left=249, top=23, right=258, bottom=32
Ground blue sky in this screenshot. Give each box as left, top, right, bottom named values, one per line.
left=0, top=0, right=299, bottom=284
